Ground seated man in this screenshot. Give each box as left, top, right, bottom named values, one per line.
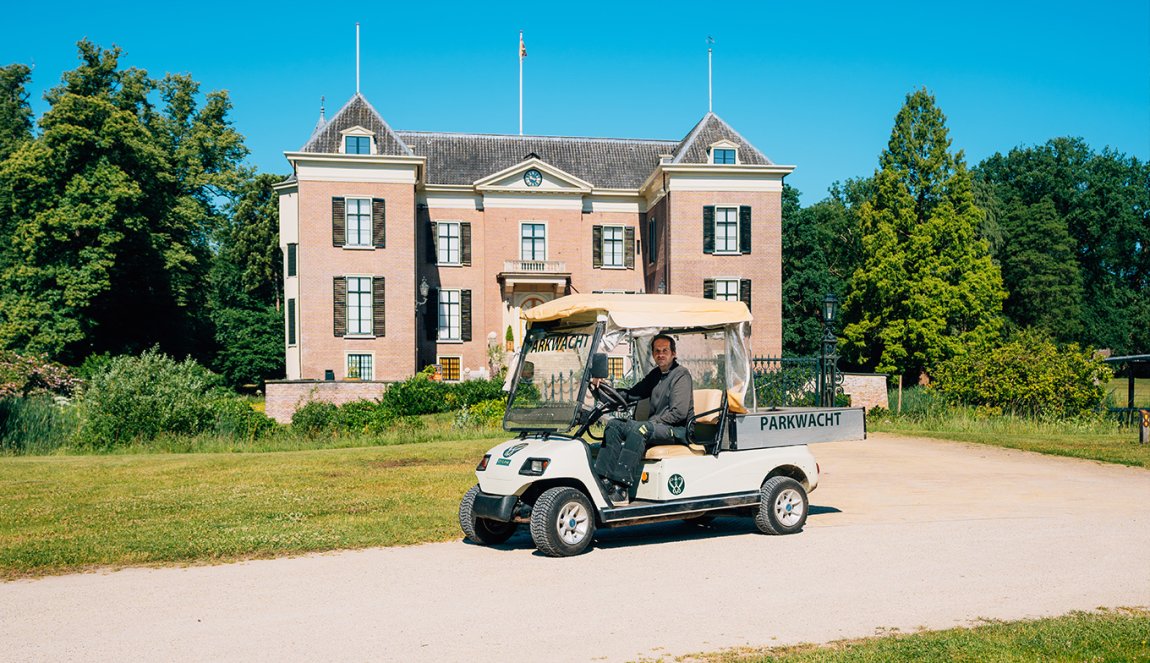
left=592, top=333, right=694, bottom=503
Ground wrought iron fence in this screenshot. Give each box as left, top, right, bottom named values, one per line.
left=752, top=355, right=844, bottom=408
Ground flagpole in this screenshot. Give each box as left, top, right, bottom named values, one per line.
left=707, top=36, right=713, bottom=113
left=518, top=30, right=524, bottom=135
left=356, top=23, right=361, bottom=95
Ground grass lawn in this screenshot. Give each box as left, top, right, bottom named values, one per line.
left=0, top=437, right=493, bottom=579
left=1106, top=377, right=1150, bottom=408
left=682, top=608, right=1149, bottom=662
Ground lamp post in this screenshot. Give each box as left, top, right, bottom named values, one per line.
left=820, top=292, right=839, bottom=407
left=415, top=276, right=430, bottom=372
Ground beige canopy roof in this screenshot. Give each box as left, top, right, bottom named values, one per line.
left=522, top=293, right=752, bottom=329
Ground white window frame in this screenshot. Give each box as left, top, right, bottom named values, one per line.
left=437, top=221, right=461, bottom=266
left=714, top=206, right=740, bottom=254
left=345, top=353, right=374, bottom=380
left=437, top=355, right=462, bottom=382
left=601, top=225, right=624, bottom=268
left=339, top=126, right=375, bottom=155
left=346, top=275, right=374, bottom=337
left=344, top=197, right=372, bottom=248
left=520, top=221, right=547, bottom=261
left=438, top=288, right=462, bottom=342
left=714, top=277, right=740, bottom=302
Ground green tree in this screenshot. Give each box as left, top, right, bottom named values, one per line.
left=0, top=41, right=249, bottom=365
left=0, top=63, right=33, bottom=161
left=842, top=89, right=1005, bottom=380
left=781, top=181, right=866, bottom=355
left=976, top=138, right=1149, bottom=353
left=998, top=197, right=1084, bottom=340
left=209, top=173, right=285, bottom=387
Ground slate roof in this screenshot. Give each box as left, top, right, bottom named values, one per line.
left=297, top=96, right=775, bottom=189
left=396, top=132, right=677, bottom=189
left=299, top=94, right=413, bottom=157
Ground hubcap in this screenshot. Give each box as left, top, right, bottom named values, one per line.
left=773, top=488, right=804, bottom=526
left=556, top=501, right=589, bottom=545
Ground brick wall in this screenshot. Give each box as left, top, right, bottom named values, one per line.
left=265, top=380, right=392, bottom=424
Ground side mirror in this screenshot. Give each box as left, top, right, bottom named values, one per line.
left=590, top=353, right=609, bottom=379
left=520, top=361, right=535, bottom=381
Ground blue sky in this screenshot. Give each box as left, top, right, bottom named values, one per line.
left=4, top=1, right=1148, bottom=204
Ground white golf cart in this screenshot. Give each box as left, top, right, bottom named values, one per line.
left=459, top=294, right=865, bottom=556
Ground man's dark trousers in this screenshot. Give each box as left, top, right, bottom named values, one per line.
left=594, top=419, right=651, bottom=489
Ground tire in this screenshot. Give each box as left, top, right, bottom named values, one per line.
left=459, top=485, right=517, bottom=545
left=530, top=487, right=596, bottom=557
left=754, top=476, right=808, bottom=535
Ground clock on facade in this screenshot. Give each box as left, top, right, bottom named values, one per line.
left=523, top=169, right=543, bottom=187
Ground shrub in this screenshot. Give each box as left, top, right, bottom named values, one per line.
left=335, top=399, right=397, bottom=434
left=381, top=375, right=450, bottom=416
left=932, top=329, right=1112, bottom=420
left=211, top=397, right=277, bottom=440
left=0, top=350, right=79, bottom=399
left=454, top=398, right=506, bottom=429
left=291, top=400, right=339, bottom=434
left=76, top=350, right=230, bottom=447
left=0, top=395, right=79, bottom=454
left=449, top=378, right=506, bottom=406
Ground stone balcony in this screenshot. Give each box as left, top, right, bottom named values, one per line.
left=498, top=259, right=570, bottom=295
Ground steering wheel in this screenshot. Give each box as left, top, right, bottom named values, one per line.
left=592, top=382, right=630, bottom=410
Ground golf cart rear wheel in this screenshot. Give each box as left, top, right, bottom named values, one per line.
left=754, top=476, right=808, bottom=535
left=530, top=487, right=596, bottom=557
left=459, top=485, right=517, bottom=545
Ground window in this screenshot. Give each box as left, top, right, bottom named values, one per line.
left=602, top=226, right=624, bottom=267
left=345, top=198, right=372, bottom=247
left=287, top=298, right=296, bottom=346
left=647, top=217, right=657, bottom=264
left=347, top=277, right=373, bottom=335
left=438, top=289, right=461, bottom=341
left=439, top=356, right=461, bottom=382
left=712, top=148, right=736, bottom=164
left=437, top=222, right=461, bottom=265
left=715, top=207, right=739, bottom=253
left=521, top=223, right=546, bottom=261
left=714, top=278, right=740, bottom=301
left=286, top=243, right=297, bottom=277
left=347, top=354, right=373, bottom=379
left=608, top=356, right=625, bottom=381
left=345, top=135, right=371, bottom=155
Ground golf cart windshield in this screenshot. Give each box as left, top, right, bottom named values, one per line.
left=504, top=322, right=600, bottom=432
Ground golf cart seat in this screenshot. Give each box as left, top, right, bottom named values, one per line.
left=642, top=389, right=730, bottom=459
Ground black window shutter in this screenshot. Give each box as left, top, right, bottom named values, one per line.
left=703, top=206, right=715, bottom=254
left=461, top=223, right=472, bottom=266
left=739, top=205, right=752, bottom=254
left=461, top=289, right=472, bottom=342
left=592, top=225, right=602, bottom=268
left=287, top=243, right=297, bottom=277
left=427, top=222, right=438, bottom=264
left=739, top=279, right=752, bottom=310
left=372, top=276, right=386, bottom=337
left=425, top=288, right=439, bottom=341
left=648, top=217, right=658, bottom=264
left=624, top=226, right=635, bottom=269
left=372, top=198, right=386, bottom=248
left=333, top=276, right=347, bottom=337
left=703, top=279, right=715, bottom=300
left=287, top=298, right=296, bottom=345
left=332, top=198, right=345, bottom=247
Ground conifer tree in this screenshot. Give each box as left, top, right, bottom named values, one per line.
left=842, top=89, right=1005, bottom=380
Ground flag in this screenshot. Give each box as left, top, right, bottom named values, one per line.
left=520, top=33, right=527, bottom=59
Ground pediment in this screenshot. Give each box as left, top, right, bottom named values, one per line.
left=474, top=158, right=593, bottom=193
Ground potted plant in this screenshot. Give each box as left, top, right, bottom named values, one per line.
left=505, top=325, right=515, bottom=351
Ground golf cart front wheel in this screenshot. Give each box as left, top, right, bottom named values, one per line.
left=530, top=487, right=596, bottom=557
left=459, top=485, right=517, bottom=545
left=754, top=476, right=808, bottom=535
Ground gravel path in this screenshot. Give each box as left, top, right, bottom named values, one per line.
left=2, top=433, right=1148, bottom=662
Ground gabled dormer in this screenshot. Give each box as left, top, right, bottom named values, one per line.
left=473, top=157, right=593, bottom=194
left=708, top=139, right=740, bottom=165
left=339, top=125, right=376, bottom=155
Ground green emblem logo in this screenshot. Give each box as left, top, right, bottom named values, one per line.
left=503, top=443, right=528, bottom=458
left=668, top=474, right=685, bottom=495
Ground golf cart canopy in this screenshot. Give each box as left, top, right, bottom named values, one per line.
left=520, top=293, right=756, bottom=413
left=523, top=293, right=752, bottom=329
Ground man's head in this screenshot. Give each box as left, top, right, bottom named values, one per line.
left=651, top=334, right=676, bottom=373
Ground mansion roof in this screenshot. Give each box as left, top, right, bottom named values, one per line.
left=296, top=94, right=777, bottom=190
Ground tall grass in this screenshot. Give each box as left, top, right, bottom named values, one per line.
left=0, top=396, right=79, bottom=454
